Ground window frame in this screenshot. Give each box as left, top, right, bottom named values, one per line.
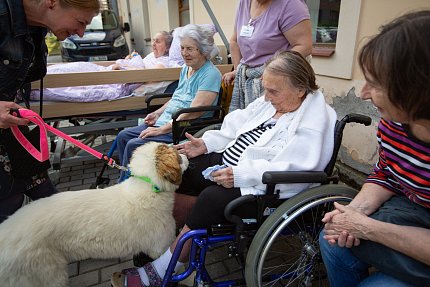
left=311, top=0, right=362, bottom=79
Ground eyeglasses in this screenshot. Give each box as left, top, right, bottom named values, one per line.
left=180, top=46, right=199, bottom=54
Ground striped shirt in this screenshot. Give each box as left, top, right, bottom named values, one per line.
left=222, top=119, right=277, bottom=166
left=366, top=119, right=430, bottom=208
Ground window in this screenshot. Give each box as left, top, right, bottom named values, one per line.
left=310, top=0, right=362, bottom=79
left=307, top=0, right=341, bottom=56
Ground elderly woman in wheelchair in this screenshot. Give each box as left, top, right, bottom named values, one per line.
left=111, top=50, right=338, bottom=287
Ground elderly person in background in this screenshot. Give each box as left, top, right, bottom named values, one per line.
left=116, top=24, right=222, bottom=182
left=111, top=31, right=175, bottom=70
left=111, top=50, right=336, bottom=287
left=319, top=10, right=430, bottom=287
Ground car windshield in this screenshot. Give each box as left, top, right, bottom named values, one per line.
left=85, top=10, right=118, bottom=31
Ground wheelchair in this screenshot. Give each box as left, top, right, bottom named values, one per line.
left=153, top=113, right=371, bottom=287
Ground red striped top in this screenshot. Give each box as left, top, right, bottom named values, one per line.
left=366, top=119, right=430, bottom=208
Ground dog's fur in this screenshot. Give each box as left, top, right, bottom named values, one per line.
left=0, top=142, right=188, bottom=287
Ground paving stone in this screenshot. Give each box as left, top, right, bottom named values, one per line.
left=60, top=169, right=85, bottom=177
left=68, top=261, right=79, bottom=277
left=69, top=270, right=99, bottom=287
left=205, top=261, right=228, bottom=279
left=79, top=258, right=120, bottom=273
left=83, top=177, right=97, bottom=184
left=71, top=172, right=96, bottom=181
left=56, top=179, right=85, bottom=189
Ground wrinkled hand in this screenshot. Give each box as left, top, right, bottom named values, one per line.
left=212, top=166, right=234, bottom=188
left=323, top=202, right=369, bottom=247
left=139, top=126, right=165, bottom=139
left=222, top=71, right=236, bottom=86
left=174, top=133, right=207, bottom=159
left=144, top=112, right=159, bottom=126
left=0, top=101, right=29, bottom=129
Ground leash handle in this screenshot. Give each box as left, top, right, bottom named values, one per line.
left=10, top=109, right=50, bottom=162
left=11, top=109, right=116, bottom=166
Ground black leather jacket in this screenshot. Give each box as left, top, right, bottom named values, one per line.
left=0, top=0, right=47, bottom=102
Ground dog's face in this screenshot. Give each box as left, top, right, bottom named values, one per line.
left=128, top=142, right=188, bottom=190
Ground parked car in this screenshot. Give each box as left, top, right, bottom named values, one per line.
left=61, top=10, right=130, bottom=62
left=316, top=26, right=338, bottom=43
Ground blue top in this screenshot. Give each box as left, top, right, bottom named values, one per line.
left=0, top=0, right=48, bottom=102
left=156, top=60, right=222, bottom=126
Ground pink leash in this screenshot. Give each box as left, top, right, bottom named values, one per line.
left=10, top=108, right=122, bottom=169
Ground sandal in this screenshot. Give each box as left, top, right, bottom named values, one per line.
left=111, top=263, right=163, bottom=287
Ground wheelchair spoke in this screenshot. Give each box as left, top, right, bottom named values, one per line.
left=245, top=185, right=358, bottom=287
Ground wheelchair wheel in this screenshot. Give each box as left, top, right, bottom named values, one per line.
left=245, top=184, right=358, bottom=287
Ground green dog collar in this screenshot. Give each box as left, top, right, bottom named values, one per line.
left=131, top=174, right=161, bottom=193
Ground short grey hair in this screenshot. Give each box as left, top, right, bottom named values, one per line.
left=178, top=24, right=217, bottom=60
left=159, top=31, right=173, bottom=56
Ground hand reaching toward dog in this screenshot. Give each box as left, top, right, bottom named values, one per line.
left=174, top=132, right=207, bottom=159
left=143, top=112, right=159, bottom=126
left=0, top=101, right=29, bottom=129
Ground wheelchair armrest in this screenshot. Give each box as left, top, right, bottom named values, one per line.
left=145, top=93, right=173, bottom=113
left=145, top=93, right=173, bottom=104
left=262, top=171, right=328, bottom=184
left=224, top=194, right=257, bottom=225
left=171, top=105, right=224, bottom=120
left=263, top=171, right=328, bottom=196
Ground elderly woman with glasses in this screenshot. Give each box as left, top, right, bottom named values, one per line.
left=111, top=50, right=337, bottom=287
left=116, top=24, right=222, bottom=182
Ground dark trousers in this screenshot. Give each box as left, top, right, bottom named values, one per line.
left=351, top=196, right=430, bottom=286
left=177, top=152, right=273, bottom=229
left=0, top=128, right=57, bottom=223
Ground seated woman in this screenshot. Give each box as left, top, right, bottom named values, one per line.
left=116, top=24, right=222, bottom=182
left=111, top=51, right=337, bottom=287
left=319, top=10, right=430, bottom=287
left=29, top=31, right=178, bottom=102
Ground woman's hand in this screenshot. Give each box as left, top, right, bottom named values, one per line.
left=222, top=70, right=236, bottom=86
left=212, top=166, right=234, bottom=188
left=139, top=126, right=167, bottom=139
left=323, top=202, right=368, bottom=248
left=174, top=132, right=207, bottom=159
left=144, top=112, right=160, bottom=126
left=0, top=102, right=29, bottom=129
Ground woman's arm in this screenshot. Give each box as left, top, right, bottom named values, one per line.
left=175, top=90, right=218, bottom=121
left=143, top=99, right=171, bottom=126
left=348, top=183, right=395, bottom=215
left=229, top=29, right=242, bottom=70
left=283, top=19, right=312, bottom=57
left=223, top=30, right=241, bottom=86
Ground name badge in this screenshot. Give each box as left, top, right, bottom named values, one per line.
left=240, top=25, right=254, bottom=38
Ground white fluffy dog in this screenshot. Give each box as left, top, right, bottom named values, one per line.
left=0, top=142, right=188, bottom=287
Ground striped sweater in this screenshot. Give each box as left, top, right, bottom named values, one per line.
left=366, top=119, right=430, bottom=208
